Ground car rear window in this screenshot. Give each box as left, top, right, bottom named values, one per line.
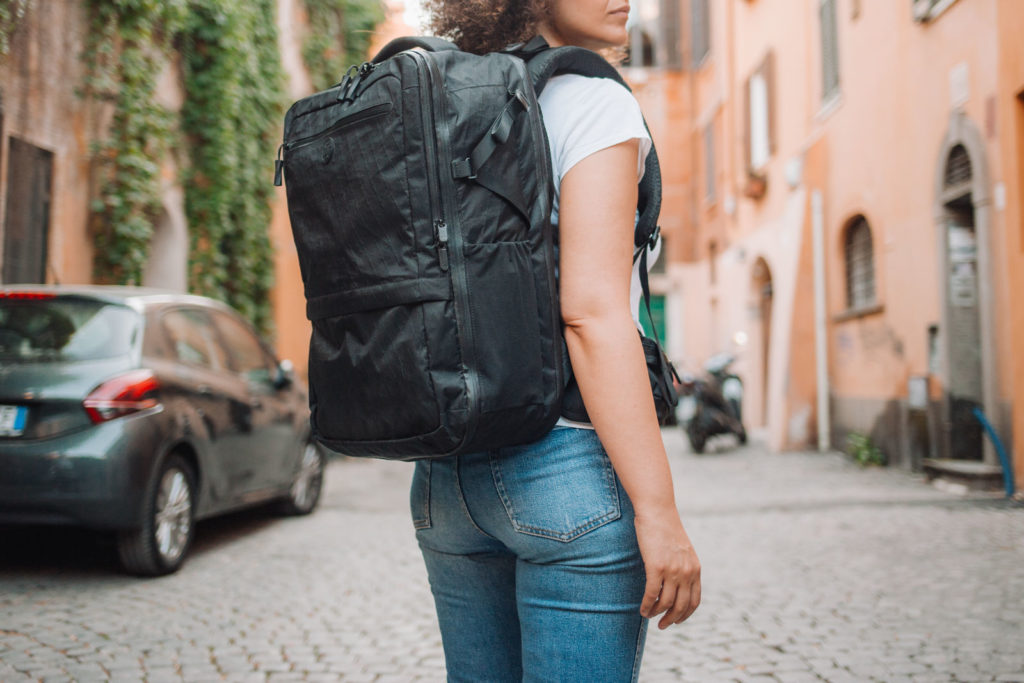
left=0, top=296, right=141, bottom=361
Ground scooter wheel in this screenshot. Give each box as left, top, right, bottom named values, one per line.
left=688, top=430, right=707, bottom=454
left=738, top=426, right=748, bottom=445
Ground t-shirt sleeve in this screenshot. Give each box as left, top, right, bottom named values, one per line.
left=539, top=75, right=652, bottom=185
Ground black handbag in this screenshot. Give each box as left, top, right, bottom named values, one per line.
left=560, top=231, right=681, bottom=425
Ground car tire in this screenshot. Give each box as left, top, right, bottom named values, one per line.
left=117, top=454, right=196, bottom=577
left=276, top=439, right=325, bottom=516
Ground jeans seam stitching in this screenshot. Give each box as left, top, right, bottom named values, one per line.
left=412, top=461, right=432, bottom=529
left=631, top=615, right=648, bottom=682
left=455, top=455, right=499, bottom=540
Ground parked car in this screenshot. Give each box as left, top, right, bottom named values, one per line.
left=0, top=285, right=325, bottom=576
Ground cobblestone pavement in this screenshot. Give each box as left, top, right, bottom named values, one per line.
left=1, top=430, right=1022, bottom=682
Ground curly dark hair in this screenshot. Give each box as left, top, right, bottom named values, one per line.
left=422, top=0, right=553, bottom=55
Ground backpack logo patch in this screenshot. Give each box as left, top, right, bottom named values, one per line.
left=319, top=138, right=335, bottom=165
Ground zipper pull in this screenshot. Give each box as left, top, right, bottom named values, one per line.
left=358, top=61, right=375, bottom=77
left=435, top=220, right=450, bottom=272
left=274, top=143, right=285, bottom=186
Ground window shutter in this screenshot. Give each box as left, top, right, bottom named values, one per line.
left=765, top=51, right=777, bottom=155
left=820, top=0, right=840, bottom=100
left=661, top=0, right=682, bottom=68
left=690, top=0, right=710, bottom=66
left=743, top=75, right=752, bottom=170
left=704, top=121, right=716, bottom=201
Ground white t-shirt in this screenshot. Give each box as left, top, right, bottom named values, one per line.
left=538, top=74, right=659, bottom=428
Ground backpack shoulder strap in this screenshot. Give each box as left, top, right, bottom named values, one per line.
left=521, top=42, right=662, bottom=252
left=372, top=36, right=459, bottom=63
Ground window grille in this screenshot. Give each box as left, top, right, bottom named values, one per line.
left=844, top=217, right=876, bottom=309
left=820, top=0, right=840, bottom=100
left=944, top=144, right=972, bottom=188
left=690, top=0, right=710, bottom=66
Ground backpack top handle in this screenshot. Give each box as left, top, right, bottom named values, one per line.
left=372, top=36, right=458, bottom=63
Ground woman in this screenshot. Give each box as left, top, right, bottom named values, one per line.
left=412, top=1, right=702, bottom=680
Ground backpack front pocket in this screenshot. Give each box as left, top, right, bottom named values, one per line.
left=307, top=279, right=453, bottom=443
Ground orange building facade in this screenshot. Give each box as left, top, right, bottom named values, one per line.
left=3, top=1, right=1022, bottom=488
left=0, top=0, right=412, bottom=381
left=632, top=0, right=1023, bottom=487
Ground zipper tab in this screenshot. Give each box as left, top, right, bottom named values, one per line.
left=435, top=220, right=450, bottom=272
left=273, top=143, right=285, bottom=186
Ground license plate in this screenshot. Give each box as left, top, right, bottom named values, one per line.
left=0, top=405, right=27, bottom=436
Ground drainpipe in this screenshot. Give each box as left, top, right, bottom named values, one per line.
left=812, top=189, right=831, bottom=452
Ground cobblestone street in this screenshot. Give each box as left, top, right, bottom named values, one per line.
left=1, top=430, right=1022, bottom=682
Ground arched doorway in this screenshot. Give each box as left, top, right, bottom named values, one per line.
left=943, top=146, right=982, bottom=459
left=751, top=257, right=773, bottom=428
left=934, top=115, right=996, bottom=463
left=142, top=205, right=188, bottom=292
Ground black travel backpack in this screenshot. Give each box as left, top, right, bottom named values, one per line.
left=275, top=36, right=664, bottom=460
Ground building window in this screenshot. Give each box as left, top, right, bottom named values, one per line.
left=912, top=0, right=960, bottom=23
left=745, top=52, right=776, bottom=172
left=704, top=121, right=716, bottom=201
left=627, top=0, right=683, bottom=68
left=651, top=235, right=667, bottom=275
left=844, top=217, right=876, bottom=309
left=944, top=144, right=972, bottom=188
left=690, top=0, right=711, bottom=66
left=2, top=137, right=53, bottom=284
left=820, top=0, right=840, bottom=101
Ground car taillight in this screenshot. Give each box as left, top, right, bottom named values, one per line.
left=0, top=291, right=56, bottom=300
left=83, top=370, right=161, bottom=424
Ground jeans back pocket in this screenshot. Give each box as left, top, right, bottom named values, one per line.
left=489, top=428, right=620, bottom=542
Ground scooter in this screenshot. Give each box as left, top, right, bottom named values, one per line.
left=677, top=353, right=746, bottom=454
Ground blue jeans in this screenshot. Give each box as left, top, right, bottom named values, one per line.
left=411, top=426, right=648, bottom=682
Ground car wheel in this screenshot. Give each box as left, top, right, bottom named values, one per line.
left=277, top=440, right=325, bottom=516
left=117, top=454, right=196, bottom=577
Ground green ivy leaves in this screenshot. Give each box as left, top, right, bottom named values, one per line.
left=84, top=0, right=384, bottom=335
left=179, top=0, right=285, bottom=334
left=85, top=0, right=185, bottom=287
left=0, top=0, right=33, bottom=55
left=303, top=0, right=386, bottom=91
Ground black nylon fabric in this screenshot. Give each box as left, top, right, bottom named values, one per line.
left=281, top=41, right=562, bottom=459
left=280, top=36, right=667, bottom=459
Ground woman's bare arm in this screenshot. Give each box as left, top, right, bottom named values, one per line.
left=558, top=139, right=701, bottom=629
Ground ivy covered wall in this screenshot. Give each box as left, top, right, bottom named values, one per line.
left=83, top=0, right=385, bottom=334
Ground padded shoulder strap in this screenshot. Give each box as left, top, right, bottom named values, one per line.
left=372, top=36, right=458, bottom=63
left=522, top=43, right=662, bottom=251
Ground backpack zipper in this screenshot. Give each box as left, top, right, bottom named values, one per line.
left=411, top=49, right=480, bottom=436
left=284, top=102, right=392, bottom=152
left=274, top=102, right=392, bottom=186
left=512, top=56, right=565, bottom=396
left=435, top=220, right=449, bottom=271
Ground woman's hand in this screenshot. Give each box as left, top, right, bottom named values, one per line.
left=634, top=507, right=701, bottom=629
left=559, top=139, right=702, bottom=630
